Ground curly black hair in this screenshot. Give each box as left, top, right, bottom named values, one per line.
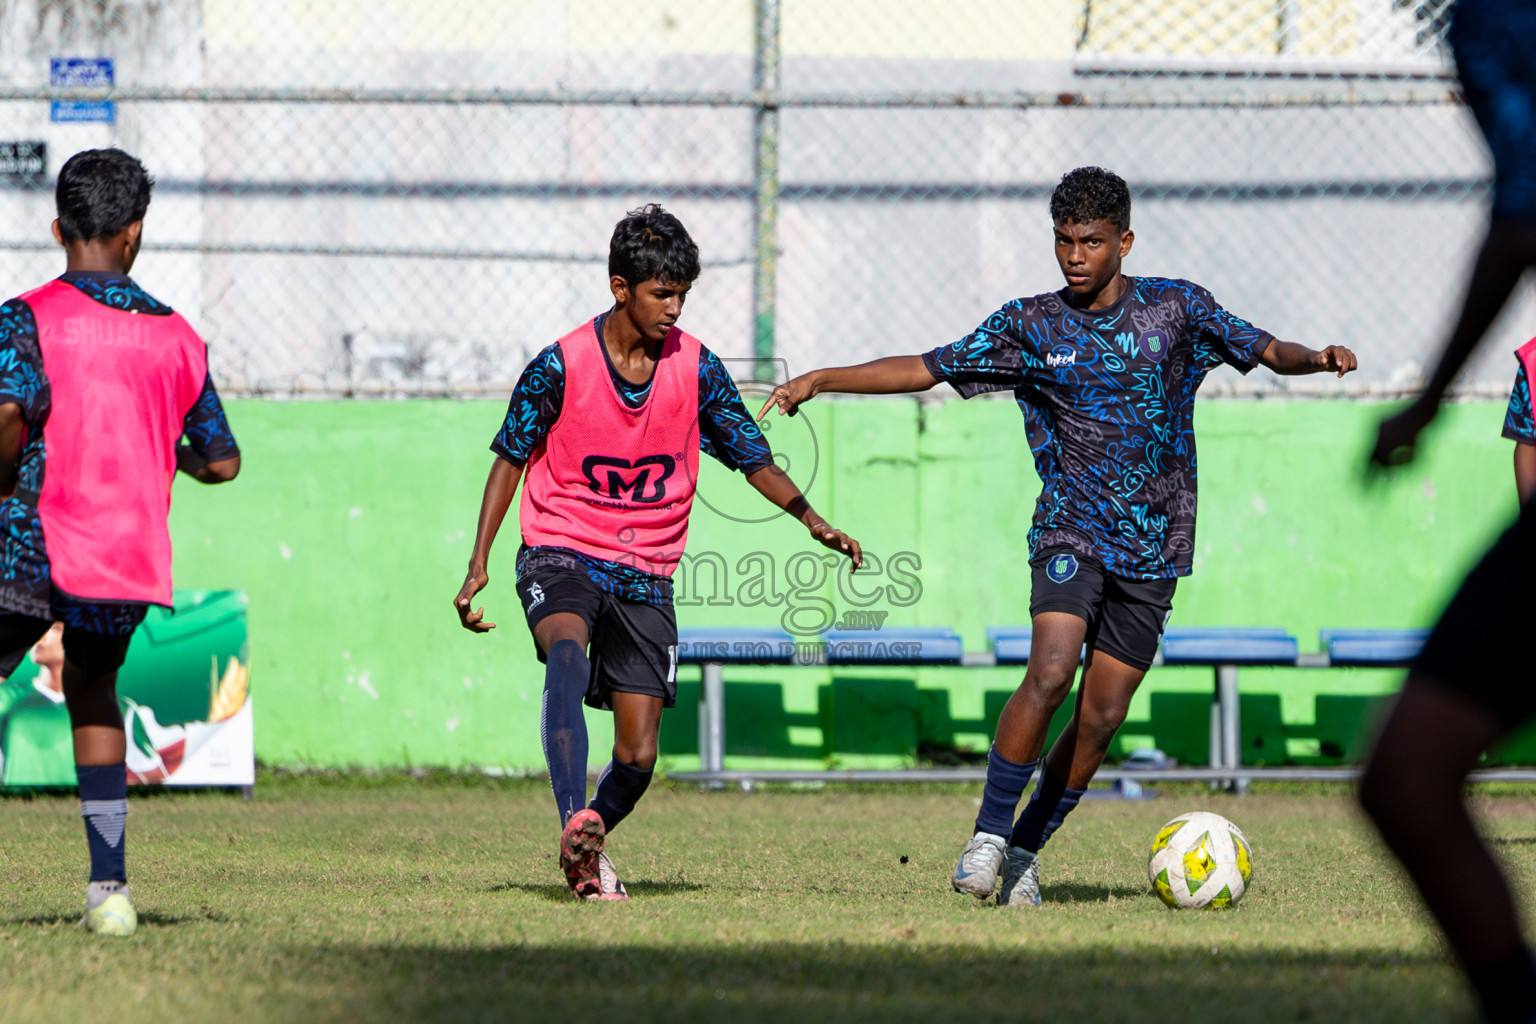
left=55, top=148, right=154, bottom=243
left=1048, top=166, right=1131, bottom=233
left=608, top=203, right=701, bottom=287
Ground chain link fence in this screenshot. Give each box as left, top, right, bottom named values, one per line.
left=0, top=0, right=1522, bottom=397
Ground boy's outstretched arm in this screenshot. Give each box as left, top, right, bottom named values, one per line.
left=1372, top=220, right=1536, bottom=468
left=744, top=463, right=863, bottom=572
left=757, top=356, right=938, bottom=420
left=1258, top=339, right=1358, bottom=377
left=454, top=457, right=524, bottom=632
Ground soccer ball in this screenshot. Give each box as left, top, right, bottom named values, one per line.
left=1147, top=811, right=1253, bottom=909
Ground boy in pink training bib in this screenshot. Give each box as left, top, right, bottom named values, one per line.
left=0, top=149, right=241, bottom=936
left=453, top=205, right=860, bottom=900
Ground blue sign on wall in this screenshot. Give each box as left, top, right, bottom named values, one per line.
left=50, top=57, right=114, bottom=124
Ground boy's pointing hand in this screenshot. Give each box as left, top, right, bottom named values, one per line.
left=758, top=374, right=817, bottom=421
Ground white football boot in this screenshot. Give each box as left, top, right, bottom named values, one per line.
left=586, top=852, right=629, bottom=902
left=951, top=831, right=1008, bottom=899
left=996, top=847, right=1042, bottom=907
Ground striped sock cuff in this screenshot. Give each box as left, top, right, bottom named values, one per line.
left=81, top=799, right=128, bottom=848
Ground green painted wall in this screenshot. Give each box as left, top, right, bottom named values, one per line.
left=168, top=397, right=1526, bottom=771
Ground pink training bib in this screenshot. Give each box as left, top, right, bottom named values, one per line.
left=26, top=279, right=208, bottom=606
left=1519, top=336, right=1536, bottom=425
left=519, top=319, right=702, bottom=577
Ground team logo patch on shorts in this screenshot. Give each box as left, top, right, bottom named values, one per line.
left=1045, top=553, right=1079, bottom=583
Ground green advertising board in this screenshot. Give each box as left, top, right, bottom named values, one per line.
left=0, top=590, right=250, bottom=788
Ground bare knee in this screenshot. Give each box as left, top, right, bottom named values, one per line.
left=1077, top=701, right=1130, bottom=748
left=1020, top=658, right=1077, bottom=711
left=613, top=740, right=657, bottom=772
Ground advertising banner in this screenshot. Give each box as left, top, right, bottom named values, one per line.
left=0, top=590, right=250, bottom=789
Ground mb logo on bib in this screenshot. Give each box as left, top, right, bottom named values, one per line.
left=581, top=455, right=676, bottom=504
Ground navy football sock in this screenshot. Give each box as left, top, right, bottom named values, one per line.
left=1010, top=766, right=1086, bottom=853
left=975, top=746, right=1037, bottom=837
left=541, top=639, right=590, bottom=826
left=77, top=762, right=128, bottom=883
left=589, top=756, right=654, bottom=833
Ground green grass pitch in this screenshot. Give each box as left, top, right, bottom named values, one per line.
left=2, top=774, right=1528, bottom=1023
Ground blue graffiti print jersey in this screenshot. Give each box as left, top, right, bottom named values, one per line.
left=1504, top=359, right=1536, bottom=444
left=0, top=272, right=239, bottom=633
left=923, top=277, right=1274, bottom=580
left=493, top=314, right=775, bottom=605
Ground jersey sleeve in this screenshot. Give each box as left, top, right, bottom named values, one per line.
left=1184, top=284, right=1274, bottom=375
left=0, top=300, right=48, bottom=425
left=922, top=300, right=1044, bottom=398
left=182, top=371, right=240, bottom=462
left=1503, top=361, right=1536, bottom=443
left=491, top=344, right=565, bottom=466
left=698, top=346, right=774, bottom=474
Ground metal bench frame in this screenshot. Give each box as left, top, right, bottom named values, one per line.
left=673, top=626, right=1441, bottom=790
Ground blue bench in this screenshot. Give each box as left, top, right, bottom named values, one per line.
left=1320, top=628, right=1428, bottom=668
left=676, top=623, right=1421, bottom=790
left=678, top=628, right=803, bottom=778
left=825, top=626, right=964, bottom=665
left=1162, top=627, right=1301, bottom=792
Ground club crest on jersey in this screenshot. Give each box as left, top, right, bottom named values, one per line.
left=1045, top=553, right=1078, bottom=583
left=582, top=454, right=675, bottom=503
left=1139, top=330, right=1168, bottom=363
left=1045, top=349, right=1076, bottom=369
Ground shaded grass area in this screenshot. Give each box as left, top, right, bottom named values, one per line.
left=4, top=775, right=1532, bottom=1023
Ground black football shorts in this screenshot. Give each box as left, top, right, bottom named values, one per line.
left=515, top=565, right=678, bottom=711
left=0, top=612, right=134, bottom=681
left=1413, top=503, right=1534, bottom=724
left=1029, top=547, right=1176, bottom=672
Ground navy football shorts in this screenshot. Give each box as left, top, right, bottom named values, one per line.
left=515, top=565, right=678, bottom=711
left=1029, top=547, right=1176, bottom=673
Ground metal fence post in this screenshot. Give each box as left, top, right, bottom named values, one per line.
left=751, top=0, right=782, bottom=382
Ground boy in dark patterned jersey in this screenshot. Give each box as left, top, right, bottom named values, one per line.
left=762, top=166, right=1356, bottom=908
left=454, top=204, right=860, bottom=900
left=0, top=149, right=241, bottom=937
left=1363, top=4, right=1536, bottom=1022
left=1503, top=339, right=1536, bottom=503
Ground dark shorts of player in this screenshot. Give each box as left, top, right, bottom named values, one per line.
left=0, top=612, right=134, bottom=681
left=515, top=565, right=678, bottom=711
left=1029, top=547, right=1176, bottom=672
left=1413, top=505, right=1534, bottom=723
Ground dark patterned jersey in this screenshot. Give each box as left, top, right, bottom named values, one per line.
left=923, top=276, right=1274, bottom=580
left=1504, top=359, right=1536, bottom=444
left=0, top=272, right=239, bottom=631
left=492, top=314, right=775, bottom=606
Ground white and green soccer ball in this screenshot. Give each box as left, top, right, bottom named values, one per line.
left=1147, top=811, right=1253, bottom=909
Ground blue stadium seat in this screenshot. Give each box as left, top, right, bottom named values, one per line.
left=824, top=627, right=964, bottom=665
left=1161, top=626, right=1298, bottom=665
left=986, top=627, right=1034, bottom=665
left=676, top=627, right=803, bottom=665
left=1319, top=628, right=1429, bottom=667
